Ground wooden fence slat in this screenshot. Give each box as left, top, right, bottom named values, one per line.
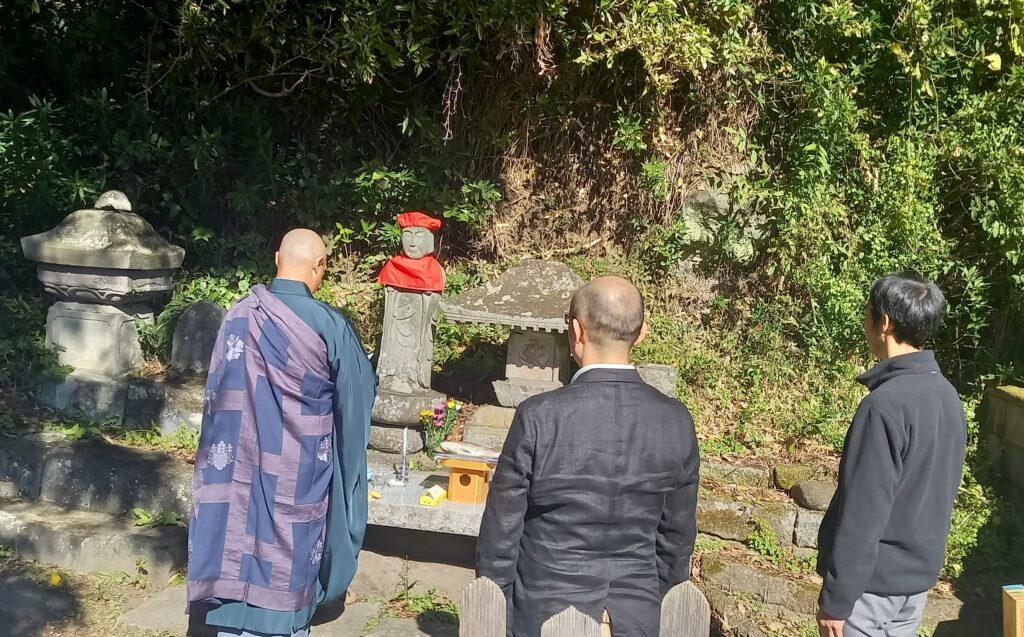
left=459, top=576, right=506, bottom=637
left=660, top=581, right=711, bottom=637
left=541, top=605, right=601, bottom=637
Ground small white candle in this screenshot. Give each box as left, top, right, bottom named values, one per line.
left=402, top=427, right=408, bottom=457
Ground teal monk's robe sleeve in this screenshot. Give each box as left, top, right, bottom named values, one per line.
left=318, top=310, right=377, bottom=602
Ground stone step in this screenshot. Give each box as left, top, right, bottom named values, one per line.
left=0, top=499, right=187, bottom=584
left=0, top=434, right=192, bottom=517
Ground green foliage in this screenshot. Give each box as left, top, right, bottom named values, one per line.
left=0, top=295, right=68, bottom=390
left=640, top=158, right=669, bottom=201
left=799, top=622, right=819, bottom=637
left=0, top=545, right=13, bottom=561
left=383, top=585, right=459, bottom=624
left=131, top=508, right=183, bottom=528
left=747, top=517, right=817, bottom=574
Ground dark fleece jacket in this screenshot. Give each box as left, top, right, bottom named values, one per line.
left=817, top=350, right=966, bottom=619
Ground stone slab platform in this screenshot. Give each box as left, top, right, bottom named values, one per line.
left=367, top=464, right=485, bottom=536
left=0, top=499, right=187, bottom=584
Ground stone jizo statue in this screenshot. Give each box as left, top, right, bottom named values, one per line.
left=373, top=212, right=445, bottom=420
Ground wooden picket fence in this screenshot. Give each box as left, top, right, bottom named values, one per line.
left=458, top=577, right=711, bottom=637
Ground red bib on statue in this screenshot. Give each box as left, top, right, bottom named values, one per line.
left=378, top=255, right=445, bottom=292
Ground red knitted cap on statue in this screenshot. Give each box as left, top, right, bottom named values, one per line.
left=396, top=211, right=442, bottom=232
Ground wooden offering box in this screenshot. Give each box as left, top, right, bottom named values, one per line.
left=440, top=458, right=495, bottom=504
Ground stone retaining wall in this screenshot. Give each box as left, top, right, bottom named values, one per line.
left=0, top=436, right=827, bottom=548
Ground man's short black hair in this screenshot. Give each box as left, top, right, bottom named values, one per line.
left=868, top=272, right=945, bottom=348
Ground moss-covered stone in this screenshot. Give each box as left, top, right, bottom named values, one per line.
left=701, top=461, right=770, bottom=487
left=773, top=464, right=817, bottom=491
left=697, top=495, right=798, bottom=545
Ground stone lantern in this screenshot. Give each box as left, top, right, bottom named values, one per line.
left=441, top=260, right=583, bottom=407
left=21, top=191, right=185, bottom=412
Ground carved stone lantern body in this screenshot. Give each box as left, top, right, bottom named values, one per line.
left=441, top=260, right=583, bottom=407
left=21, top=191, right=185, bottom=382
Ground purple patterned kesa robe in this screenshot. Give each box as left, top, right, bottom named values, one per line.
left=187, top=285, right=336, bottom=613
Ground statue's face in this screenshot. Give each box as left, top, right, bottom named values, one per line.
left=401, top=227, right=435, bottom=259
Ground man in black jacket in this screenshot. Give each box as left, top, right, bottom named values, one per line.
left=816, top=273, right=966, bottom=637
left=476, top=276, right=700, bottom=637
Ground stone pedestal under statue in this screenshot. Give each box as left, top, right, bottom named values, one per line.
left=21, top=191, right=184, bottom=416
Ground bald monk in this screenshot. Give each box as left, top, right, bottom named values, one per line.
left=187, top=229, right=377, bottom=637
left=477, top=276, right=700, bottom=637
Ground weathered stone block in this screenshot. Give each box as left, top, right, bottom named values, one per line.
left=371, top=388, right=443, bottom=427
left=701, top=462, right=770, bottom=487
left=46, top=302, right=144, bottom=377
left=636, top=363, right=678, bottom=398
left=0, top=481, right=19, bottom=500
left=0, top=500, right=186, bottom=584
left=462, top=405, right=516, bottom=450
left=700, top=554, right=820, bottom=616
left=38, top=372, right=129, bottom=419
left=36, top=440, right=192, bottom=516
left=794, top=509, right=824, bottom=548
left=493, top=378, right=562, bottom=408
left=506, top=329, right=571, bottom=383
left=696, top=497, right=798, bottom=545
left=791, top=480, right=836, bottom=512
left=124, top=377, right=205, bottom=435
left=170, top=300, right=225, bottom=375
left=369, top=424, right=426, bottom=454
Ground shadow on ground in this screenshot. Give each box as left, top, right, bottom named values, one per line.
left=0, top=537, right=81, bottom=637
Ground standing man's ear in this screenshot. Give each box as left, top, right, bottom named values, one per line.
left=274, top=251, right=280, bottom=270
left=635, top=322, right=650, bottom=346
left=879, top=313, right=894, bottom=337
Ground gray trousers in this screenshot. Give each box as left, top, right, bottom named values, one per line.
left=844, top=591, right=928, bottom=637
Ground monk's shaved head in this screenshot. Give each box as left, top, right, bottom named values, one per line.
left=278, top=228, right=326, bottom=267
left=569, top=276, right=645, bottom=347
left=275, top=228, right=328, bottom=293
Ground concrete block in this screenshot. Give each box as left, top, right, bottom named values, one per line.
left=773, top=464, right=819, bottom=491
left=0, top=481, right=18, bottom=499
left=119, top=585, right=188, bottom=634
